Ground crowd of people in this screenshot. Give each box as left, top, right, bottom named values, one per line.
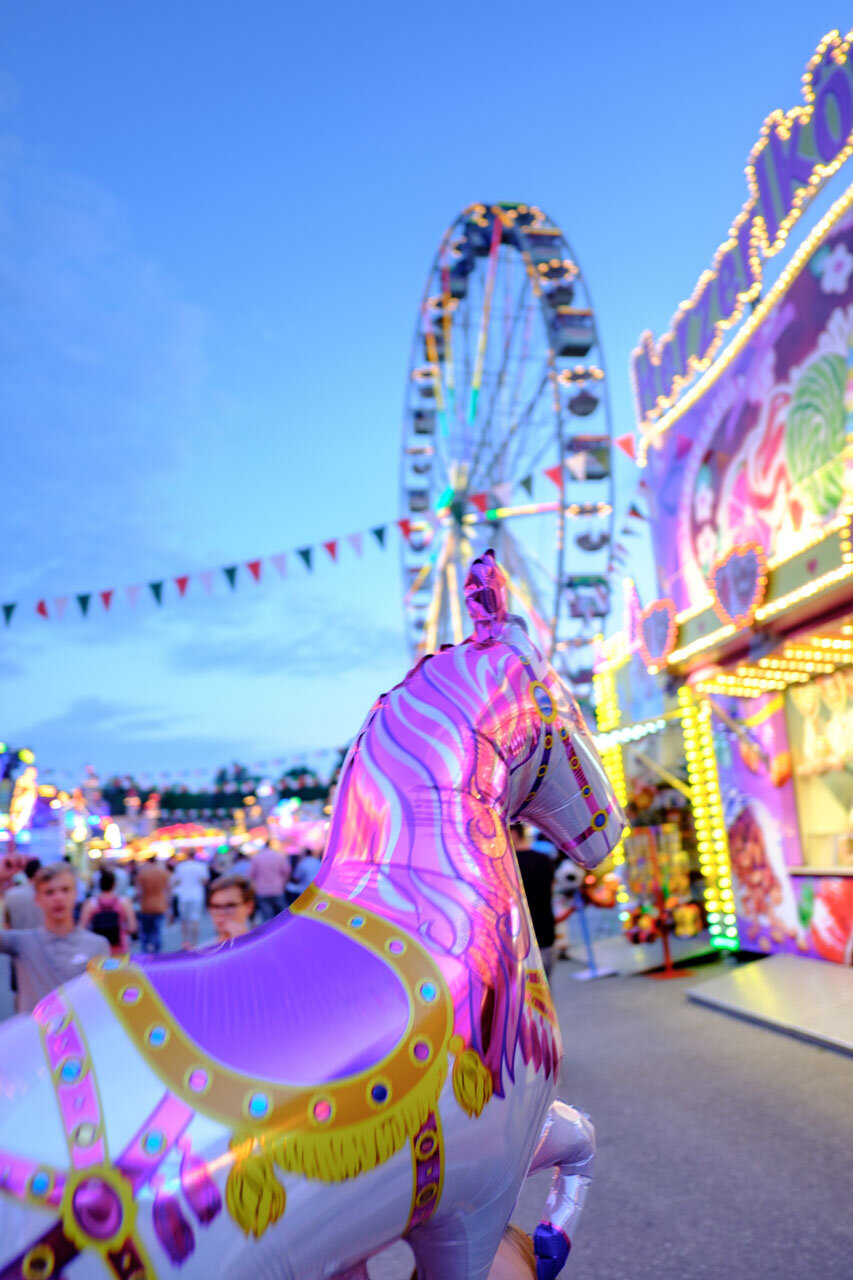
left=0, top=841, right=322, bottom=1017
left=0, top=821, right=574, bottom=1027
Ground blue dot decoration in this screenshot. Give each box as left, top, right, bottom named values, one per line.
left=592, top=811, right=608, bottom=829
left=148, top=1027, right=167, bottom=1048
left=31, top=1172, right=49, bottom=1197
left=419, top=982, right=437, bottom=1003
left=370, top=1083, right=388, bottom=1104
left=249, top=1093, right=269, bottom=1118
left=102, top=958, right=120, bottom=971
left=143, top=1131, right=164, bottom=1155
left=60, top=1059, right=82, bottom=1084
left=582, top=786, right=591, bottom=797
left=533, top=686, right=554, bottom=720
left=350, top=916, right=364, bottom=929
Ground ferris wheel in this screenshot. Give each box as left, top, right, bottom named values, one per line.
left=400, top=202, right=616, bottom=698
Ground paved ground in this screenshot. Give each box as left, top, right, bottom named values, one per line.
left=371, top=953, right=853, bottom=1279
left=2, top=934, right=851, bottom=1278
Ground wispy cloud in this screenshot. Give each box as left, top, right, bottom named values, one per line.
left=0, top=130, right=209, bottom=601
left=168, top=609, right=405, bottom=678
left=12, top=696, right=249, bottom=777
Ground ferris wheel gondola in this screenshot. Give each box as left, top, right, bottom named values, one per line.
left=400, top=202, right=616, bottom=701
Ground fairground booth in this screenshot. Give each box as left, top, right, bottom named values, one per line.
left=596, top=30, right=853, bottom=972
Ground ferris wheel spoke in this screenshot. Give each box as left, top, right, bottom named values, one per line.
left=445, top=545, right=465, bottom=645
left=499, top=529, right=554, bottom=651
left=507, top=427, right=562, bottom=495
left=473, top=362, right=549, bottom=490
left=467, top=273, right=532, bottom=488
left=422, top=529, right=455, bottom=653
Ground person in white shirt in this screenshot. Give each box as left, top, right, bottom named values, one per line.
left=171, top=853, right=210, bottom=949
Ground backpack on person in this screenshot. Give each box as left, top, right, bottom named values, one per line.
left=89, top=895, right=123, bottom=948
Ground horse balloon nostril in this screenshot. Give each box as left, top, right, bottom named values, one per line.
left=71, top=1177, right=123, bottom=1240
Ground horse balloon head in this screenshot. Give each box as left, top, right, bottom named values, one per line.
left=464, top=550, right=625, bottom=869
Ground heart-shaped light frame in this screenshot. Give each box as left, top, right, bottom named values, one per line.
left=708, top=542, right=768, bottom=629
left=638, top=598, right=678, bottom=673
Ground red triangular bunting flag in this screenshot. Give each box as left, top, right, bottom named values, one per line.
left=347, top=532, right=363, bottom=557
left=323, top=540, right=338, bottom=562
left=246, top=560, right=262, bottom=582
left=469, top=492, right=489, bottom=514
left=397, top=519, right=413, bottom=541
left=175, top=575, right=190, bottom=597
left=544, top=464, right=564, bottom=489
left=615, top=434, right=636, bottom=460
left=519, top=475, right=534, bottom=496
left=126, top=585, right=141, bottom=608
left=54, top=597, right=68, bottom=620
left=627, top=503, right=645, bottom=520
left=35, top=600, right=48, bottom=619
left=270, top=553, right=287, bottom=577
left=100, top=589, right=114, bottom=611
left=199, top=570, right=215, bottom=593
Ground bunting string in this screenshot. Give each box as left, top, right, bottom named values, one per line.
left=2, top=445, right=649, bottom=626
left=1, top=519, right=416, bottom=628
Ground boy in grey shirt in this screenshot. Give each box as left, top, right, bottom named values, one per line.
left=0, top=863, right=108, bottom=1013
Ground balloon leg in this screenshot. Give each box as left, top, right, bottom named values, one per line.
left=409, top=1210, right=506, bottom=1280
left=528, top=1100, right=595, bottom=1278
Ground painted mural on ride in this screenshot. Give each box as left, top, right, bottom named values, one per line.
left=0, top=551, right=624, bottom=1279
left=645, top=207, right=853, bottom=618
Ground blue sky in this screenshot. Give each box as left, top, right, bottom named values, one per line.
left=1, top=2, right=849, bottom=782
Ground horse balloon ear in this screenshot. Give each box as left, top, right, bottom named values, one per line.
left=464, top=549, right=510, bottom=644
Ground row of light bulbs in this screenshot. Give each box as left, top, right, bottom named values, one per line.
left=593, top=670, right=629, bottom=876
left=678, top=688, right=738, bottom=950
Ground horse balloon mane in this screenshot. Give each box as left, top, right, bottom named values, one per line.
left=0, top=551, right=625, bottom=1280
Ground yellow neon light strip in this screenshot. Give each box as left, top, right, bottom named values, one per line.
left=440, top=259, right=456, bottom=425
left=667, top=623, right=736, bottom=665
left=593, top=669, right=628, bottom=876
left=468, top=209, right=504, bottom=420
left=678, top=689, right=738, bottom=950
left=754, top=562, right=853, bottom=621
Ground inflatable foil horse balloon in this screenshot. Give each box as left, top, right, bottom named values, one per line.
left=0, top=551, right=625, bottom=1279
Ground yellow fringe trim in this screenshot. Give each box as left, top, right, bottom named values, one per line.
left=225, top=1133, right=286, bottom=1238
left=449, top=1035, right=493, bottom=1118
left=272, top=1058, right=447, bottom=1183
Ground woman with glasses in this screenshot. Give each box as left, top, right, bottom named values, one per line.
left=206, top=874, right=255, bottom=945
